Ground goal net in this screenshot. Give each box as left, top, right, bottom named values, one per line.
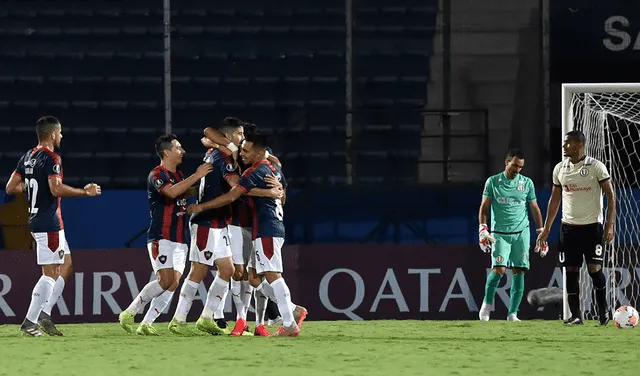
left=562, top=83, right=640, bottom=320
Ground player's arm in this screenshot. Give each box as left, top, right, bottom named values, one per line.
left=187, top=186, right=245, bottom=215
left=49, top=177, right=100, bottom=197
left=478, top=196, right=491, bottom=225
left=203, top=127, right=235, bottom=156
left=160, top=164, right=212, bottom=199
left=5, top=172, right=25, bottom=195
left=226, top=173, right=283, bottom=199
left=529, top=201, right=544, bottom=230
left=600, top=179, right=616, bottom=243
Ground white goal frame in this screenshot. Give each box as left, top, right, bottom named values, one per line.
left=560, top=82, right=639, bottom=320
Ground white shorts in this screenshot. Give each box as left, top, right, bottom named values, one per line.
left=147, top=240, right=188, bottom=274
left=228, top=225, right=253, bottom=265
left=248, top=237, right=284, bottom=274
left=189, top=224, right=232, bottom=266
left=32, top=230, right=71, bottom=266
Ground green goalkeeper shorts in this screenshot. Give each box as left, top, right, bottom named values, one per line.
left=491, top=229, right=530, bottom=270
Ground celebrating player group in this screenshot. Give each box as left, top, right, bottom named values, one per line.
left=6, top=116, right=306, bottom=337
left=478, top=131, right=615, bottom=324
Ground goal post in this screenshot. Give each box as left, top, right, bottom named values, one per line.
left=561, top=83, right=640, bottom=321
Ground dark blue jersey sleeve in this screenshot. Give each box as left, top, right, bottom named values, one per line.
left=212, top=150, right=239, bottom=182
left=150, top=168, right=171, bottom=192
left=236, top=168, right=264, bottom=193
left=44, top=153, right=62, bottom=179
left=13, top=155, right=26, bottom=178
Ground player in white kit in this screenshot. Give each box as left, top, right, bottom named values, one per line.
left=537, top=130, right=616, bottom=325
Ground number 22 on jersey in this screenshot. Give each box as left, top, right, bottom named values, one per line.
left=24, top=178, right=39, bottom=214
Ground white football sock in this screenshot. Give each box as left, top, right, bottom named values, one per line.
left=26, top=275, right=55, bottom=323
left=141, top=290, right=174, bottom=325
left=42, top=276, right=65, bottom=316
left=231, top=279, right=246, bottom=320
left=241, top=281, right=254, bottom=318
left=174, top=279, right=199, bottom=323
left=254, top=287, right=267, bottom=326
left=261, top=279, right=297, bottom=312
left=125, top=280, right=165, bottom=315
left=214, top=287, right=228, bottom=320
left=202, top=276, right=229, bottom=319
left=270, top=278, right=295, bottom=327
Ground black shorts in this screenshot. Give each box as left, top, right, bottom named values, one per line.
left=558, top=223, right=605, bottom=267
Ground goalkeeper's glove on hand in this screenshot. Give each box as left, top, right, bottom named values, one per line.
left=535, top=228, right=549, bottom=257
left=478, top=224, right=496, bottom=253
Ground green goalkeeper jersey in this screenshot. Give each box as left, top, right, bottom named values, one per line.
left=482, top=172, right=536, bottom=233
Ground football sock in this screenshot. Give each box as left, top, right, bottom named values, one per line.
left=42, top=276, right=65, bottom=316
left=26, top=276, right=55, bottom=323
left=270, top=278, right=295, bottom=327
left=125, top=280, right=165, bottom=315
left=508, top=273, right=525, bottom=315
left=231, top=279, right=246, bottom=320
left=142, top=290, right=174, bottom=325
left=174, top=279, right=199, bottom=323
left=214, top=287, right=228, bottom=320
left=254, top=288, right=268, bottom=325
left=589, top=269, right=608, bottom=311
left=483, top=271, right=503, bottom=305
left=566, top=270, right=581, bottom=318
left=241, top=281, right=254, bottom=319
left=202, top=276, right=229, bottom=319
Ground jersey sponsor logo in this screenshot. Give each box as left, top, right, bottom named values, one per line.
left=226, top=163, right=236, bottom=172
left=563, top=184, right=592, bottom=192
left=154, top=179, right=164, bottom=189
left=579, top=167, right=589, bottom=177
left=496, top=197, right=524, bottom=205
left=53, top=164, right=61, bottom=174
left=25, top=159, right=36, bottom=167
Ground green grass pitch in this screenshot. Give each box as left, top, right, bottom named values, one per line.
left=0, top=320, right=638, bottom=376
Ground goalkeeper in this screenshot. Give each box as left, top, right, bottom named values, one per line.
left=478, top=149, right=546, bottom=321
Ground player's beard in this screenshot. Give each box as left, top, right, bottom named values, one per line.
left=54, top=142, right=61, bottom=153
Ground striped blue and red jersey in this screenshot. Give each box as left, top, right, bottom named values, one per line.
left=236, top=159, right=287, bottom=240
left=190, top=148, right=237, bottom=229
left=147, top=166, right=187, bottom=243
left=13, top=147, right=64, bottom=233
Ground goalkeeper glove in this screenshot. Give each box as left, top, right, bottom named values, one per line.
left=535, top=228, right=549, bottom=257
left=478, top=224, right=496, bottom=253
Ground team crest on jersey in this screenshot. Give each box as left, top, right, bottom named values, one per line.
left=158, top=255, right=167, bottom=264
left=204, top=251, right=213, bottom=260
left=53, top=164, right=61, bottom=174
left=579, top=167, right=589, bottom=177
left=496, top=256, right=504, bottom=263
left=155, top=179, right=164, bottom=189
left=226, top=163, right=235, bottom=172
left=517, top=181, right=526, bottom=192
left=58, top=250, right=64, bottom=259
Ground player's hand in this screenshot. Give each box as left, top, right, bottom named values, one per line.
left=201, top=137, right=218, bottom=149
left=535, top=228, right=549, bottom=257
left=604, top=223, right=614, bottom=244
left=196, top=163, right=213, bottom=178
left=266, top=187, right=284, bottom=199
left=478, top=224, right=495, bottom=253
left=264, top=174, right=283, bottom=189
left=187, top=204, right=202, bottom=215
left=84, top=183, right=101, bottom=196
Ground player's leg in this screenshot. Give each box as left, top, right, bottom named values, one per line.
left=240, top=227, right=255, bottom=321
left=247, top=250, right=271, bottom=336
left=559, top=224, right=584, bottom=324
left=197, top=227, right=234, bottom=335
left=479, top=234, right=509, bottom=321
left=258, top=237, right=300, bottom=336
left=228, top=225, right=248, bottom=332
left=39, top=231, right=72, bottom=336
left=506, top=231, right=530, bottom=321
left=23, top=232, right=65, bottom=336
left=119, top=240, right=174, bottom=333
left=585, top=224, right=609, bottom=325
left=139, top=244, right=187, bottom=334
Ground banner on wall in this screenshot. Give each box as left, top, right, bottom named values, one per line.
left=1, top=245, right=635, bottom=324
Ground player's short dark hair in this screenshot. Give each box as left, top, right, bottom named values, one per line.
left=218, top=116, right=244, bottom=134
left=155, top=133, right=178, bottom=159
left=566, top=130, right=586, bottom=145
left=243, top=123, right=259, bottom=136
left=36, top=116, right=61, bottom=139
left=244, top=133, right=269, bottom=151
left=506, top=148, right=524, bottom=161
